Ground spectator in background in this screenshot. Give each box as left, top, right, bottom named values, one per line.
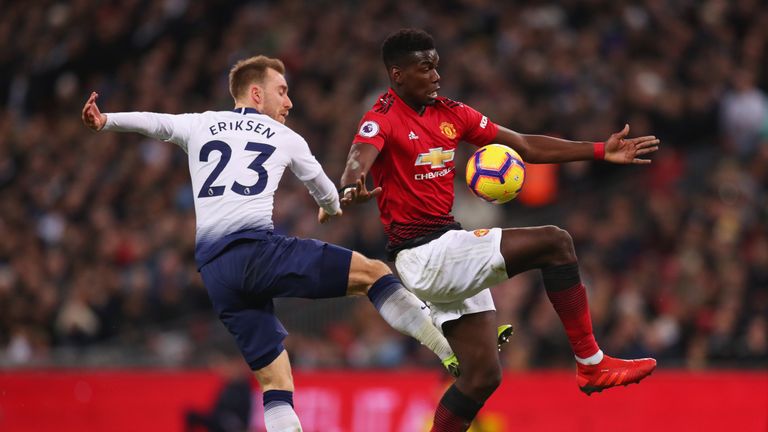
left=185, top=348, right=253, bottom=432
left=720, top=69, right=768, bottom=157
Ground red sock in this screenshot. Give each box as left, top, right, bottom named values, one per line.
left=430, top=385, right=482, bottom=432
left=431, top=403, right=471, bottom=432
left=546, top=283, right=599, bottom=358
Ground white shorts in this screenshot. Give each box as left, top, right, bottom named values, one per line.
left=394, top=228, right=509, bottom=329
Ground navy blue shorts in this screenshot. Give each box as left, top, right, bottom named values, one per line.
left=200, top=233, right=351, bottom=370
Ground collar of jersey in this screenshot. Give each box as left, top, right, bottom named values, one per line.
left=232, top=107, right=262, bottom=115
left=388, top=88, right=429, bottom=116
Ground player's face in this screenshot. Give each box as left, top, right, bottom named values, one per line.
left=397, top=49, right=441, bottom=107
left=258, top=68, right=293, bottom=124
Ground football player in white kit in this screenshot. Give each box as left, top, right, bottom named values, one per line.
left=81, top=55, right=457, bottom=432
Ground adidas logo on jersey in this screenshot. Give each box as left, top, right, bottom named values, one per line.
left=408, top=131, right=419, bottom=140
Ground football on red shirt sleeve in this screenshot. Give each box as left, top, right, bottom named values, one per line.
left=458, top=103, right=498, bottom=146
left=353, top=112, right=390, bottom=151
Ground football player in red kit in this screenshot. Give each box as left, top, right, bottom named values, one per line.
left=336, top=29, right=659, bottom=432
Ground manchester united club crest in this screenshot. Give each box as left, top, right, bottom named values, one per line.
left=439, top=122, right=457, bottom=139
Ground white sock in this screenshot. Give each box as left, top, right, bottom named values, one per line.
left=576, top=349, right=604, bottom=365
left=264, top=402, right=302, bottom=432
left=375, top=285, right=454, bottom=361
left=264, top=390, right=302, bottom=432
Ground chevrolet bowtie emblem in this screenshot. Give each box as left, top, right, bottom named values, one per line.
left=415, top=147, right=455, bottom=169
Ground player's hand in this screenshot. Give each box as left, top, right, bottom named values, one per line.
left=604, top=124, right=660, bottom=164
left=340, top=173, right=382, bottom=206
left=82, top=92, right=107, bottom=131
left=318, top=207, right=343, bottom=224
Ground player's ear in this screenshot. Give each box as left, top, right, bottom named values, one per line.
left=391, top=66, right=403, bottom=85
left=250, top=84, right=263, bottom=105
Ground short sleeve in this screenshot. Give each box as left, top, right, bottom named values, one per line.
left=352, top=112, right=390, bottom=151
left=458, top=104, right=498, bottom=147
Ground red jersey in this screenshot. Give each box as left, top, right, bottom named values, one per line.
left=353, top=88, right=498, bottom=254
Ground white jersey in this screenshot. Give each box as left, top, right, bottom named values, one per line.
left=103, top=107, right=340, bottom=267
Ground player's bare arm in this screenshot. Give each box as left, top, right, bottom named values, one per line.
left=495, top=123, right=660, bottom=164
left=339, top=143, right=382, bottom=206
left=81, top=92, right=107, bottom=131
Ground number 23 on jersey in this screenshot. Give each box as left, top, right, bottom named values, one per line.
left=198, top=140, right=275, bottom=198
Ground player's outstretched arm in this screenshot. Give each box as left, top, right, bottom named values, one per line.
left=80, top=93, right=192, bottom=148
left=494, top=124, right=659, bottom=164
left=339, top=143, right=381, bottom=206
left=495, top=126, right=595, bottom=163
left=82, top=92, right=107, bottom=131
left=603, top=124, right=660, bottom=164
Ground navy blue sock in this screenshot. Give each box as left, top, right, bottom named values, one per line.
left=367, top=274, right=401, bottom=309
left=262, top=389, right=300, bottom=429
left=263, top=389, right=293, bottom=408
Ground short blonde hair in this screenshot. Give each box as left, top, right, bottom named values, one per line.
left=228, top=55, right=286, bottom=101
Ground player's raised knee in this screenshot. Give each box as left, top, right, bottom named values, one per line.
left=541, top=225, right=576, bottom=262
left=347, top=252, right=392, bottom=295
left=368, top=258, right=392, bottom=280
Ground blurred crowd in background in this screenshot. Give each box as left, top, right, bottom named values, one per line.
left=1, top=0, right=766, bottom=371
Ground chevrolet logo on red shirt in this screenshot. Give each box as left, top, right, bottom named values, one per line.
left=415, top=147, right=455, bottom=169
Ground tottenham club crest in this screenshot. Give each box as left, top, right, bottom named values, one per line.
left=359, top=121, right=380, bottom=138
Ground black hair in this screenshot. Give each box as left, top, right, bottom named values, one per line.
left=381, top=29, right=435, bottom=69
